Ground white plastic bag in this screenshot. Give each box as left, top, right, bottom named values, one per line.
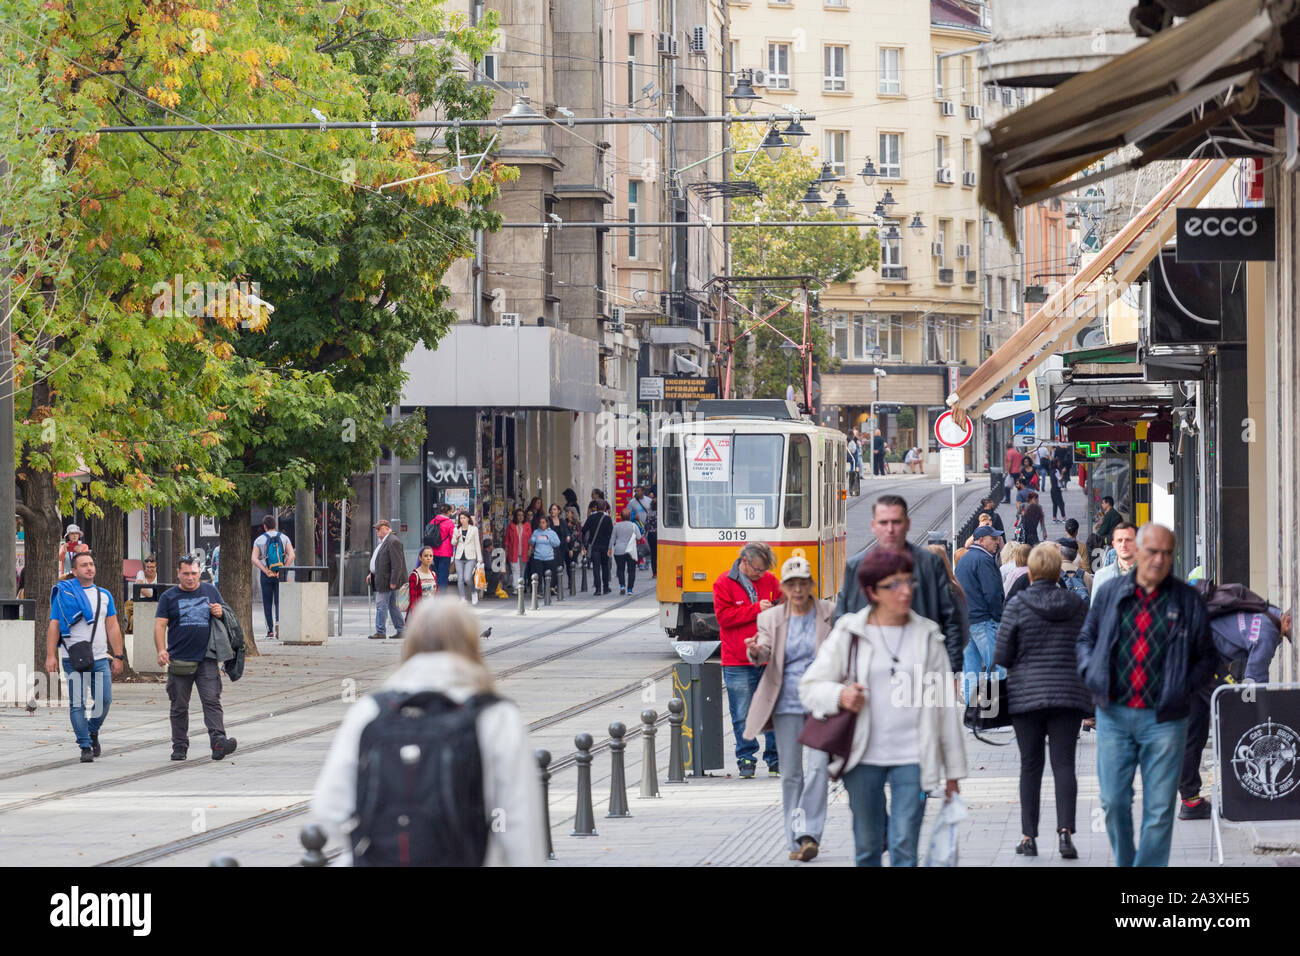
left=924, top=794, right=968, bottom=867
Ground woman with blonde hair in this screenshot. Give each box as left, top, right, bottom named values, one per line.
left=1001, top=541, right=1030, bottom=596
left=1005, top=542, right=1034, bottom=600
left=311, top=599, right=543, bottom=866
left=928, top=544, right=969, bottom=650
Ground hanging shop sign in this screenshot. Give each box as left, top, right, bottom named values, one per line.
left=1176, top=207, right=1275, bottom=262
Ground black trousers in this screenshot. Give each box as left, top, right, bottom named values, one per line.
left=167, top=660, right=227, bottom=753
left=589, top=546, right=610, bottom=592
left=1011, top=708, right=1083, bottom=837
left=1180, top=681, right=1215, bottom=801
left=614, top=553, right=637, bottom=591
left=1051, top=489, right=1066, bottom=519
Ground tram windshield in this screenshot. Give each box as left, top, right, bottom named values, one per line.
left=685, top=433, right=783, bottom=528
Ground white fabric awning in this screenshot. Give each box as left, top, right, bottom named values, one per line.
left=982, top=398, right=1033, bottom=422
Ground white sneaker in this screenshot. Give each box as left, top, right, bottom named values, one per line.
left=471, top=593, right=479, bottom=605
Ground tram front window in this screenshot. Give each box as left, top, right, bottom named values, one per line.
left=686, top=433, right=782, bottom=529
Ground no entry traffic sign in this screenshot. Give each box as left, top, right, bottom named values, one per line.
left=934, top=410, right=973, bottom=448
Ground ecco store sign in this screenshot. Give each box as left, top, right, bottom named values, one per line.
left=1176, top=207, right=1274, bottom=262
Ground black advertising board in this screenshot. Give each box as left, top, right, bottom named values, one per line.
left=662, top=376, right=718, bottom=401
left=1175, top=207, right=1274, bottom=262
left=1214, top=684, right=1300, bottom=823
left=1147, top=250, right=1246, bottom=345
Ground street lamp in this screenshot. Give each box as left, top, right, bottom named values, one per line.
left=782, top=116, right=810, bottom=140
left=880, top=188, right=898, bottom=209
left=872, top=200, right=887, bottom=220
left=830, top=189, right=853, bottom=219
left=726, top=70, right=761, bottom=113
left=759, top=125, right=789, bottom=161
left=816, top=162, right=838, bottom=193
left=799, top=181, right=826, bottom=206
left=858, top=157, right=878, bottom=183
left=779, top=340, right=801, bottom=398
left=909, top=211, right=926, bottom=233
left=505, top=95, right=539, bottom=141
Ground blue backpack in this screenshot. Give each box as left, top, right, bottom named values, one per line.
left=265, top=531, right=287, bottom=569
left=1061, top=568, right=1089, bottom=604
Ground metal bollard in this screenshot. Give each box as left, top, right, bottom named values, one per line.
left=580, top=559, right=588, bottom=593
left=666, top=697, right=686, bottom=784
left=536, top=749, right=557, bottom=860
left=569, top=563, right=577, bottom=595
left=606, top=721, right=631, bottom=818
left=530, top=573, right=540, bottom=611
left=517, top=576, right=527, bottom=615
left=544, top=569, right=553, bottom=606
left=209, top=855, right=239, bottom=867
left=639, top=709, right=661, bottom=798
left=555, top=567, right=564, bottom=602
left=571, top=732, right=598, bottom=837
left=299, top=824, right=329, bottom=867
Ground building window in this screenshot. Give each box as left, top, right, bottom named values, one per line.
left=831, top=313, right=849, bottom=359
left=925, top=316, right=944, bottom=363
left=852, top=313, right=875, bottom=358
left=962, top=138, right=972, bottom=172
left=878, top=132, right=901, bottom=178
left=984, top=274, right=992, bottom=309
left=481, top=54, right=498, bottom=81
left=1012, top=280, right=1022, bottom=313
left=768, top=42, right=792, bottom=89
left=824, top=130, right=848, bottom=178
left=824, top=44, right=847, bottom=92
left=936, top=219, right=949, bottom=265
left=877, top=314, right=903, bottom=361
left=827, top=0, right=846, bottom=6
left=934, top=52, right=945, bottom=99
left=628, top=180, right=640, bottom=259
left=997, top=277, right=1007, bottom=311
left=960, top=56, right=972, bottom=104
left=935, top=135, right=949, bottom=178
left=729, top=40, right=738, bottom=75
left=946, top=319, right=960, bottom=362
left=878, top=47, right=901, bottom=95
left=628, top=35, right=639, bottom=105
left=880, top=223, right=902, bottom=277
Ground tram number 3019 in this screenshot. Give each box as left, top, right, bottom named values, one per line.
left=717, top=530, right=748, bottom=541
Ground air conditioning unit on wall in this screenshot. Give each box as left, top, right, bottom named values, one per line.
left=499, top=312, right=520, bottom=327
left=690, top=26, right=706, bottom=54
left=940, top=100, right=955, bottom=116
left=658, top=33, right=679, bottom=58
left=751, top=68, right=769, bottom=87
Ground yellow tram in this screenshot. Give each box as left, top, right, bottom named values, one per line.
left=655, top=399, right=848, bottom=640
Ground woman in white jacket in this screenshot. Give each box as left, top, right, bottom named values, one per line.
left=310, top=599, right=544, bottom=866
left=799, top=547, right=967, bottom=867
left=452, top=511, right=483, bottom=604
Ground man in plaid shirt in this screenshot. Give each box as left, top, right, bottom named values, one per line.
left=1076, top=523, right=1215, bottom=867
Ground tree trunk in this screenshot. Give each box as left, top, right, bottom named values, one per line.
left=87, top=497, right=136, bottom=678
left=170, top=509, right=188, bottom=575
left=220, top=503, right=259, bottom=658
left=19, top=469, right=61, bottom=675
left=296, top=487, right=317, bottom=566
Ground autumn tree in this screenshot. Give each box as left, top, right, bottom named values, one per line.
left=727, top=123, right=878, bottom=399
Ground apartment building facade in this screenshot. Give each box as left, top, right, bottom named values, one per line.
left=728, top=0, right=989, bottom=464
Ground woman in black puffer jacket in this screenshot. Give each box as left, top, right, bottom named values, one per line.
left=994, top=542, right=1092, bottom=860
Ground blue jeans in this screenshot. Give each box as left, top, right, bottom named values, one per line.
left=842, top=763, right=926, bottom=866
left=375, top=588, right=405, bottom=636
left=1096, top=703, right=1188, bottom=867
left=962, top=618, right=1004, bottom=703
left=433, top=555, right=451, bottom=592
left=722, top=665, right=777, bottom=768
left=63, top=658, right=112, bottom=749
left=259, top=571, right=280, bottom=635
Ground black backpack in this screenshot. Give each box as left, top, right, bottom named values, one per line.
left=422, top=517, right=443, bottom=549
left=351, top=690, right=497, bottom=867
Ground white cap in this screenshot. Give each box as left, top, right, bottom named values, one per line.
left=65, top=524, right=82, bottom=537
left=780, top=556, right=813, bottom=583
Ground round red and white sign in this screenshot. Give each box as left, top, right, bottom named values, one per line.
left=934, top=410, right=973, bottom=448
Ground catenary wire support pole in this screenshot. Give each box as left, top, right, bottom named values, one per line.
left=571, top=733, right=598, bottom=837
left=536, top=749, right=556, bottom=861
left=639, top=709, right=661, bottom=798
left=606, top=721, right=631, bottom=818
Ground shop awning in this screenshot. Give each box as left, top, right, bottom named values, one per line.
left=982, top=397, right=1033, bottom=421
left=979, top=0, right=1284, bottom=241
left=949, top=158, right=1230, bottom=422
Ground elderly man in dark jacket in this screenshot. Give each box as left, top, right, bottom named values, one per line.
left=368, top=519, right=408, bottom=640
left=1076, top=523, right=1214, bottom=867
left=835, top=494, right=966, bottom=672
left=955, top=526, right=1004, bottom=701
left=995, top=542, right=1092, bottom=859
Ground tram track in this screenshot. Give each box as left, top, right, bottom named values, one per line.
left=0, top=590, right=655, bottom=784
left=94, top=666, right=678, bottom=867
left=0, top=606, right=661, bottom=812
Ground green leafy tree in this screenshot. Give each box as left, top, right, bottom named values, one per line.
left=727, top=124, right=878, bottom=399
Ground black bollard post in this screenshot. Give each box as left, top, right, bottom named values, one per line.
left=666, top=697, right=686, bottom=784
left=544, top=569, right=553, bottom=607
left=517, top=575, right=527, bottom=616
left=299, top=824, right=328, bottom=867
left=580, top=558, right=588, bottom=593
left=209, top=855, right=239, bottom=867
left=536, top=749, right=557, bottom=861
left=530, top=573, right=540, bottom=611
left=555, top=567, right=564, bottom=602
left=606, top=721, right=632, bottom=818
left=571, top=733, right=598, bottom=837
left=569, top=563, right=576, bottom=595
left=639, top=709, right=661, bottom=798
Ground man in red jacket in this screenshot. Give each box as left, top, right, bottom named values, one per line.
left=713, top=542, right=782, bottom=778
